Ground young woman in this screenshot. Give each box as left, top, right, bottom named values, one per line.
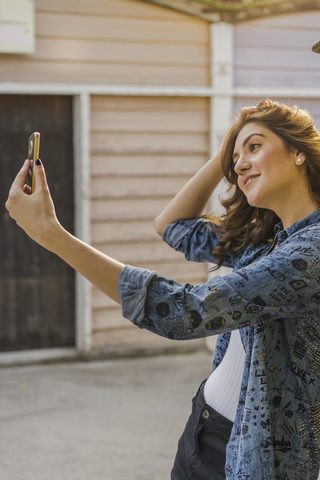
left=6, top=99, right=320, bottom=480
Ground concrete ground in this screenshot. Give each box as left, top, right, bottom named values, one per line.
left=0, top=351, right=213, bottom=480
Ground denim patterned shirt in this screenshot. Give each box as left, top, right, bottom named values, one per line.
left=118, top=210, right=320, bottom=480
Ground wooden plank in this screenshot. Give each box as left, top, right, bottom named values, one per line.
left=36, top=12, right=209, bottom=43
left=93, top=308, right=128, bottom=330
left=35, top=38, right=209, bottom=66
left=91, top=110, right=209, bottom=133
left=91, top=326, right=205, bottom=349
left=35, top=0, right=193, bottom=21
left=93, top=241, right=185, bottom=264
left=234, top=68, right=320, bottom=89
left=92, top=220, right=160, bottom=244
left=91, top=176, right=190, bottom=199
left=91, top=132, right=209, bottom=154
left=235, top=47, right=320, bottom=70
left=91, top=198, right=171, bottom=221
left=91, top=154, right=206, bottom=177
left=0, top=58, right=209, bottom=86
left=91, top=96, right=210, bottom=111
left=91, top=197, right=211, bottom=222
left=235, top=25, right=320, bottom=50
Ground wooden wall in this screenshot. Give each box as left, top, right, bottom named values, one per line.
left=234, top=10, right=320, bottom=88
left=0, top=0, right=211, bottom=352
left=0, top=0, right=210, bottom=86
left=90, top=96, right=210, bottom=350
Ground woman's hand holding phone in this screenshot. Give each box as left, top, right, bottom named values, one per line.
left=5, top=158, right=62, bottom=251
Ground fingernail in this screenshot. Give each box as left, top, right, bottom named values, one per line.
left=24, top=159, right=28, bottom=164
left=35, top=159, right=42, bottom=166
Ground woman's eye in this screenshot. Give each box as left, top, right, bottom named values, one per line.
left=249, top=143, right=260, bottom=153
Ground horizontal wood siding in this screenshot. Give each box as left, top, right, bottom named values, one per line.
left=0, top=0, right=210, bottom=86
left=90, top=95, right=210, bottom=350
left=234, top=11, right=320, bottom=88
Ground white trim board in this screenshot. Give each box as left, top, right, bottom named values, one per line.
left=73, top=94, right=92, bottom=354
left=0, top=347, right=78, bottom=368
left=0, top=82, right=320, bottom=99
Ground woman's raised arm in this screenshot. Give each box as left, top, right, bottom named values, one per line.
left=153, top=150, right=224, bottom=237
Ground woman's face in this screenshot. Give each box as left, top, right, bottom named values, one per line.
left=233, top=122, right=304, bottom=211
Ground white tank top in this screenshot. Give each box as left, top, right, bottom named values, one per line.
left=204, top=329, right=246, bottom=422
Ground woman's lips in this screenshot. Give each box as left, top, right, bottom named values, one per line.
left=243, top=174, right=260, bottom=188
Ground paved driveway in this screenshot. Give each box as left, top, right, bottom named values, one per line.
left=0, top=352, right=213, bottom=480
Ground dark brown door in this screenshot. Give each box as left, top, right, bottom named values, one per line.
left=0, top=95, right=75, bottom=351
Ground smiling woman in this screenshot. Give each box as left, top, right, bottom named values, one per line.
left=201, top=99, right=320, bottom=269
left=6, top=99, right=320, bottom=480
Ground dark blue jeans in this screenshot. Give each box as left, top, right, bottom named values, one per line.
left=171, top=380, right=233, bottom=480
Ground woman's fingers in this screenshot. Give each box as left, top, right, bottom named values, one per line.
left=23, top=184, right=32, bottom=195
left=33, top=159, right=50, bottom=192
left=5, top=160, right=30, bottom=211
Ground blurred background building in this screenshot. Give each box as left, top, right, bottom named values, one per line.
left=0, top=0, right=320, bottom=363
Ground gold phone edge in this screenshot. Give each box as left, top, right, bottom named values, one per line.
left=31, top=132, right=40, bottom=194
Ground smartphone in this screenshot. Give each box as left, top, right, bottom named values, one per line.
left=27, top=132, right=40, bottom=193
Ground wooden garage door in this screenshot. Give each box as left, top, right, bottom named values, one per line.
left=0, top=95, right=75, bottom=351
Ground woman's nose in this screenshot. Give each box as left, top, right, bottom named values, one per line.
left=234, top=157, right=250, bottom=176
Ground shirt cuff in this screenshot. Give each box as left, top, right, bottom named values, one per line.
left=162, top=217, right=199, bottom=249
left=118, top=264, right=158, bottom=328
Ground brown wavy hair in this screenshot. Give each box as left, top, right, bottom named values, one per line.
left=203, top=99, right=320, bottom=269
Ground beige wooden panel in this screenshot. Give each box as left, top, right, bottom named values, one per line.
left=92, top=326, right=205, bottom=349
left=0, top=1, right=210, bottom=86
left=93, top=308, right=129, bottom=330
left=91, top=132, right=208, bottom=154
left=36, top=0, right=190, bottom=20
left=93, top=241, right=185, bottom=264
left=91, top=96, right=209, bottom=111
left=92, top=220, right=159, bottom=244
left=92, top=197, right=210, bottom=222
left=91, top=176, right=189, bottom=199
left=36, top=12, right=209, bottom=43
left=91, top=154, right=206, bottom=177
left=91, top=198, right=171, bottom=221
left=0, top=59, right=208, bottom=85
left=92, top=111, right=209, bottom=133
left=90, top=95, right=210, bottom=351
left=234, top=11, right=320, bottom=89
left=35, top=38, right=208, bottom=66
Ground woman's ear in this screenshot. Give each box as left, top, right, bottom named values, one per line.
left=295, top=152, right=306, bottom=166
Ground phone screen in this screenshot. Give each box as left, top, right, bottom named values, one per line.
left=27, top=132, right=40, bottom=193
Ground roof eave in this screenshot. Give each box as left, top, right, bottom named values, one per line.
left=140, top=0, right=320, bottom=23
